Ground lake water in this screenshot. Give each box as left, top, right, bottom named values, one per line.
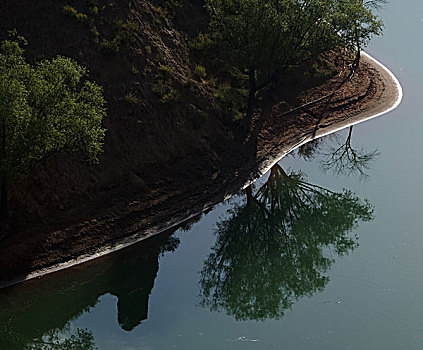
left=1, top=0, right=422, bottom=349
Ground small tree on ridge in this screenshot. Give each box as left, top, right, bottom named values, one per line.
left=205, top=0, right=384, bottom=122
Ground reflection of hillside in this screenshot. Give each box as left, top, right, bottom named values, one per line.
left=0, top=233, right=179, bottom=349
left=200, top=164, right=374, bottom=321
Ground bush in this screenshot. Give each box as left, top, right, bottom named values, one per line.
left=123, top=92, right=138, bottom=104
left=152, top=81, right=168, bottom=97
left=90, top=6, right=99, bottom=15
left=100, top=37, right=121, bottom=55
left=189, top=33, right=215, bottom=52
left=161, top=89, right=179, bottom=104
left=63, top=5, right=88, bottom=22
left=152, top=64, right=179, bottom=104
left=116, top=20, right=138, bottom=44
left=160, top=65, right=173, bottom=77
left=90, top=25, right=100, bottom=40
left=216, top=83, right=248, bottom=120
left=165, top=0, right=182, bottom=19
left=194, top=65, right=207, bottom=79
left=63, top=5, right=78, bottom=16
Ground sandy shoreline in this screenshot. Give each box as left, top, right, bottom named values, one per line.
left=0, top=52, right=403, bottom=289
left=251, top=51, right=403, bottom=187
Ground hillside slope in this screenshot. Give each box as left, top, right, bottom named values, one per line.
left=1, top=0, right=235, bottom=219
left=0, top=0, right=392, bottom=282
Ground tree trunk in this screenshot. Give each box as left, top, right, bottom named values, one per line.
left=353, top=26, right=361, bottom=71
left=353, top=48, right=361, bottom=70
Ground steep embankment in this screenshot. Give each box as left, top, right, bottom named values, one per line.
left=0, top=0, right=400, bottom=285
left=1, top=0, right=230, bottom=220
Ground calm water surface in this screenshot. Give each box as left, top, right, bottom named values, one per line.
left=1, top=0, right=422, bottom=348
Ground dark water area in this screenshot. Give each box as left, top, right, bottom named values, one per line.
left=0, top=126, right=390, bottom=349
left=1, top=0, right=422, bottom=348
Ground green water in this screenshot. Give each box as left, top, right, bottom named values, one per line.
left=1, top=0, right=422, bottom=348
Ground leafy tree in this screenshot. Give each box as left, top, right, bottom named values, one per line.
left=205, top=0, right=384, bottom=121
left=331, top=0, right=386, bottom=71
left=199, top=164, right=374, bottom=321
left=0, top=34, right=106, bottom=218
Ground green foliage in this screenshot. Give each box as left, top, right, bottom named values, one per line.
left=115, top=20, right=138, bottom=45
left=207, top=0, right=382, bottom=71
left=100, top=37, right=120, bottom=55
left=131, top=65, right=139, bottom=75
left=76, top=12, right=88, bottom=22
left=98, top=20, right=139, bottom=55
left=25, top=328, right=97, bottom=350
left=123, top=92, right=138, bottom=104
left=142, top=66, right=152, bottom=77
left=152, top=0, right=182, bottom=21
left=332, top=0, right=384, bottom=51
left=0, top=36, right=106, bottom=208
left=215, top=83, right=248, bottom=120
left=303, top=61, right=334, bottom=81
left=63, top=5, right=78, bottom=16
left=159, top=64, right=173, bottom=76
left=90, top=25, right=100, bottom=43
left=200, top=164, right=374, bottom=321
left=205, top=0, right=384, bottom=118
left=193, top=65, right=207, bottom=79
left=155, top=52, right=165, bottom=62
left=164, top=0, right=182, bottom=19
left=151, top=65, right=180, bottom=105
left=63, top=2, right=138, bottom=54
left=63, top=5, right=88, bottom=22
left=90, top=5, right=99, bottom=15
left=189, top=32, right=215, bottom=52
left=161, top=89, right=179, bottom=104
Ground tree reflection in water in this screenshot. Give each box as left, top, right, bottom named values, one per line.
left=295, top=126, right=380, bottom=180
left=320, top=126, right=380, bottom=180
left=199, top=164, right=374, bottom=321
left=0, top=233, right=179, bottom=350
left=25, top=328, right=96, bottom=350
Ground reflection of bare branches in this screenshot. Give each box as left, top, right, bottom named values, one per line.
left=296, top=139, right=323, bottom=161
left=320, top=126, right=380, bottom=180
left=295, top=133, right=340, bottom=161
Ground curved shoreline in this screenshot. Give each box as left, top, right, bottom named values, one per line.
left=249, top=51, right=403, bottom=187
left=0, top=52, right=403, bottom=289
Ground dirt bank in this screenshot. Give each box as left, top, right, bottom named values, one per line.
left=0, top=49, right=401, bottom=288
